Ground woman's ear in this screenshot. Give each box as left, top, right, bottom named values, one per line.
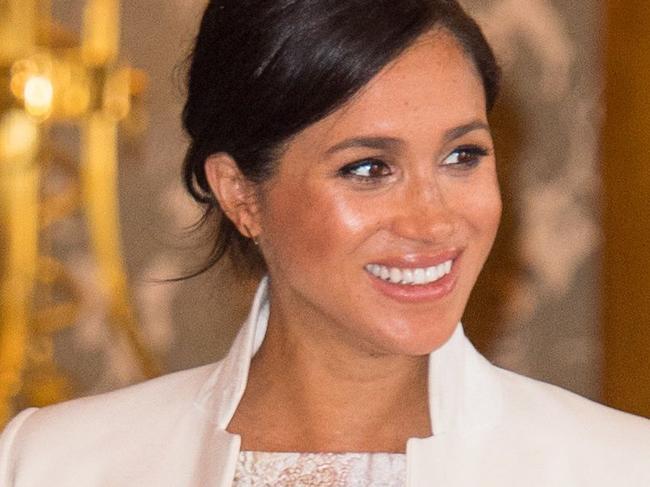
left=204, top=153, right=261, bottom=239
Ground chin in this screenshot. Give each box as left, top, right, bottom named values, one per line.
left=370, top=317, right=461, bottom=357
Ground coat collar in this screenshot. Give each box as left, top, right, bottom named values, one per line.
left=190, top=277, right=505, bottom=485
left=194, top=276, right=270, bottom=430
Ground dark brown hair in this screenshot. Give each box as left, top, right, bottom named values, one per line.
left=182, top=0, right=500, bottom=276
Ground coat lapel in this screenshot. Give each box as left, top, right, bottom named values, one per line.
left=168, top=278, right=270, bottom=487
left=151, top=415, right=240, bottom=487
left=189, top=429, right=241, bottom=487
left=406, top=325, right=505, bottom=486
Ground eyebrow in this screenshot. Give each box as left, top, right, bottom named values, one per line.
left=325, top=120, right=491, bottom=155
left=325, top=136, right=404, bottom=155
left=442, top=120, right=491, bottom=143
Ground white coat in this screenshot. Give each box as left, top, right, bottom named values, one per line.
left=1, top=278, right=649, bottom=486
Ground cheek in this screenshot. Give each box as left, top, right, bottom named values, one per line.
left=476, top=186, right=502, bottom=227
left=463, top=181, right=502, bottom=244
left=261, top=182, right=375, bottom=266
left=445, top=173, right=501, bottom=242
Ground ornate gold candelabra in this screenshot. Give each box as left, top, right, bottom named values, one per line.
left=0, top=0, right=159, bottom=427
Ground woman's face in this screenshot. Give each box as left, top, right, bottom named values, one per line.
left=256, top=31, right=501, bottom=356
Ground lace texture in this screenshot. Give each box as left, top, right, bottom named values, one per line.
left=233, top=451, right=406, bottom=487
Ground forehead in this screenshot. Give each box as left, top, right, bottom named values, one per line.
left=294, top=31, right=487, bottom=147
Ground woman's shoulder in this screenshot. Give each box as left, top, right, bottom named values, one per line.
left=0, top=361, right=242, bottom=485
left=0, top=362, right=223, bottom=471
left=17, top=361, right=219, bottom=428
left=492, top=364, right=650, bottom=449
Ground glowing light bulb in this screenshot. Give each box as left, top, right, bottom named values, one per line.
left=23, top=75, right=54, bottom=117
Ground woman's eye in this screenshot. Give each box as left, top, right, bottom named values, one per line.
left=442, top=146, right=490, bottom=168
left=338, top=159, right=392, bottom=180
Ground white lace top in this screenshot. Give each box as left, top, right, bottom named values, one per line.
left=233, top=451, right=407, bottom=486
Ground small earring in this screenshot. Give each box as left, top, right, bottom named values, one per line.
left=242, top=223, right=259, bottom=246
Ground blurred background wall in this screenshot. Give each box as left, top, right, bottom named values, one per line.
left=1, top=0, right=648, bottom=424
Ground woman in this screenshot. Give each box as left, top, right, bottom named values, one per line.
left=1, top=1, right=649, bottom=485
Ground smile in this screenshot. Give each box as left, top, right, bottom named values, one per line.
left=365, top=260, right=453, bottom=286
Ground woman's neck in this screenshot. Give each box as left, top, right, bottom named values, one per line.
left=227, top=304, right=432, bottom=453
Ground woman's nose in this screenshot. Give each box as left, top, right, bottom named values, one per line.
left=388, top=178, right=456, bottom=243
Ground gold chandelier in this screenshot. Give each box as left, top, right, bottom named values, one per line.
left=0, top=0, right=160, bottom=426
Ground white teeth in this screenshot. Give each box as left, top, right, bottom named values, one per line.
left=365, top=260, right=454, bottom=286
left=389, top=268, right=402, bottom=284
left=402, top=269, right=414, bottom=284
left=426, top=266, right=439, bottom=282
left=413, top=268, right=426, bottom=284
left=380, top=266, right=390, bottom=280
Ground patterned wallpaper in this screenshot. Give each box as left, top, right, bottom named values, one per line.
left=464, top=0, right=602, bottom=399
left=48, top=0, right=603, bottom=402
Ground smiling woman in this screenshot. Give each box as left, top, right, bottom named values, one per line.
left=1, top=1, right=650, bottom=486
left=206, top=31, right=501, bottom=366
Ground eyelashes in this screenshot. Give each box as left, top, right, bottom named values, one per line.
left=337, top=144, right=491, bottom=183
left=338, top=158, right=391, bottom=180
left=442, top=145, right=490, bottom=167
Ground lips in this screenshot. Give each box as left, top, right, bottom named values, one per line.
left=363, top=250, right=461, bottom=303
